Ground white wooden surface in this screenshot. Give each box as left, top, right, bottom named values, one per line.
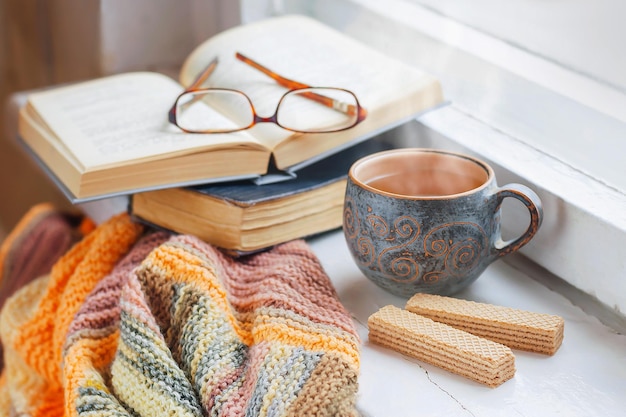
left=309, top=230, right=626, bottom=417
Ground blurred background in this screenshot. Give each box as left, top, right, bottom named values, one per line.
left=0, top=0, right=241, bottom=239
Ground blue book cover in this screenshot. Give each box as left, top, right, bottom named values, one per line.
left=184, top=133, right=401, bottom=205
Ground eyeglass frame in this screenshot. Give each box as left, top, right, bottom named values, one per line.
left=168, top=51, right=368, bottom=134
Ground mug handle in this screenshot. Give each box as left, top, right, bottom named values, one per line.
left=493, top=183, right=543, bottom=257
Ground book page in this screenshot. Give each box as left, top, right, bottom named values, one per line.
left=27, top=72, right=266, bottom=169
left=178, top=15, right=443, bottom=166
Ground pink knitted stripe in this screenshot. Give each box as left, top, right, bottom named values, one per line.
left=174, top=236, right=354, bottom=332
left=219, top=341, right=272, bottom=416
left=225, top=277, right=354, bottom=331
left=66, top=232, right=170, bottom=337
left=0, top=212, right=74, bottom=308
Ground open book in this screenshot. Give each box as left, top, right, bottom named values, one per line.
left=18, top=14, right=444, bottom=202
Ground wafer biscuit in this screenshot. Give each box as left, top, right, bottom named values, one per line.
left=406, top=293, right=564, bottom=355
left=368, top=305, right=515, bottom=387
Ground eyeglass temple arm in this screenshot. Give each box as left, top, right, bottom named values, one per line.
left=188, top=57, right=219, bottom=90
left=168, top=57, right=220, bottom=124
left=235, top=52, right=367, bottom=121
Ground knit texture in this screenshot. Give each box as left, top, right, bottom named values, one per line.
left=1, top=274, right=51, bottom=416
left=0, top=213, right=361, bottom=417
left=0, top=202, right=90, bottom=312
left=0, top=212, right=144, bottom=417
left=0, top=203, right=93, bottom=371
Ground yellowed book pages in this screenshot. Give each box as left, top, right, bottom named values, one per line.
left=19, top=14, right=444, bottom=202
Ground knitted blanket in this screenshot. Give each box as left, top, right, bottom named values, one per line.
left=0, top=203, right=92, bottom=371
left=0, top=212, right=360, bottom=417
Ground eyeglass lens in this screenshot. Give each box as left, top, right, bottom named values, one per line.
left=176, top=90, right=253, bottom=133
left=277, top=88, right=359, bottom=133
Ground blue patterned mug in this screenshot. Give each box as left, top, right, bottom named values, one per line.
left=343, top=148, right=543, bottom=297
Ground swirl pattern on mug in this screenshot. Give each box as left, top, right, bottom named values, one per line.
left=343, top=196, right=359, bottom=240
left=376, top=216, right=421, bottom=283
left=423, top=222, right=488, bottom=282
left=344, top=202, right=489, bottom=285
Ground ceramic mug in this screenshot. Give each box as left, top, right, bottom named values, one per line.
left=343, top=148, right=543, bottom=297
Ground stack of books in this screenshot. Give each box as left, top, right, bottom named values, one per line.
left=17, top=15, right=444, bottom=254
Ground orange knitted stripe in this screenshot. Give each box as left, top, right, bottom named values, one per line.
left=52, top=218, right=142, bottom=362
left=31, top=388, right=65, bottom=417
left=15, top=213, right=143, bottom=388
left=64, top=330, right=120, bottom=375
left=251, top=322, right=360, bottom=367
left=14, top=232, right=95, bottom=388
left=64, top=332, right=120, bottom=417
left=78, top=216, right=97, bottom=236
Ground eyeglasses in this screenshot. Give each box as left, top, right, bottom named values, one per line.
left=168, top=52, right=368, bottom=134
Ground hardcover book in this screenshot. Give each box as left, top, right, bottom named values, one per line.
left=17, top=14, right=443, bottom=202
left=129, top=128, right=409, bottom=254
